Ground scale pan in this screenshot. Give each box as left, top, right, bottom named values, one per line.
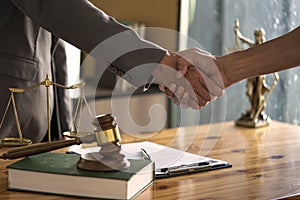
left=0, top=137, right=32, bottom=147
left=63, top=131, right=93, bottom=138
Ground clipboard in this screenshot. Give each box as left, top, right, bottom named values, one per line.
left=121, top=141, right=232, bottom=178
left=67, top=141, right=232, bottom=178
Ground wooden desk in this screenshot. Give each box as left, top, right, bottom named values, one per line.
left=1, top=121, right=300, bottom=199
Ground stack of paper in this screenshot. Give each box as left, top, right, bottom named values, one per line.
left=68, top=141, right=232, bottom=178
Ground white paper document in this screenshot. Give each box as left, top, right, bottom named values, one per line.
left=68, top=141, right=231, bottom=178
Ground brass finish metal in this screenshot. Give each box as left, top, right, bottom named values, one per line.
left=46, top=75, right=51, bottom=143
left=0, top=138, right=32, bottom=147
left=0, top=75, right=88, bottom=146
left=0, top=91, right=29, bottom=146
left=63, top=131, right=93, bottom=138
left=227, top=19, right=279, bottom=128
left=94, top=128, right=121, bottom=145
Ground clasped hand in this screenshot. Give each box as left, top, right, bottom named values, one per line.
left=152, top=48, right=230, bottom=109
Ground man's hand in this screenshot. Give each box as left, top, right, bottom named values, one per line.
left=151, top=51, right=194, bottom=107
left=174, top=48, right=230, bottom=109
left=153, top=48, right=231, bottom=109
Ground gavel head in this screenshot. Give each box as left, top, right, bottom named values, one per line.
left=76, top=114, right=130, bottom=171
left=92, top=114, right=122, bottom=147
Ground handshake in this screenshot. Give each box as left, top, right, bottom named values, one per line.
left=152, top=48, right=232, bottom=110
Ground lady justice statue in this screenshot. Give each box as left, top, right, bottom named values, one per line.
left=230, top=19, right=279, bottom=128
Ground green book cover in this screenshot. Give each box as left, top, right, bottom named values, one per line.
left=7, top=152, right=154, bottom=199
left=7, top=152, right=152, bottom=180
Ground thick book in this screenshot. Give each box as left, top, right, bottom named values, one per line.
left=7, top=152, right=154, bottom=200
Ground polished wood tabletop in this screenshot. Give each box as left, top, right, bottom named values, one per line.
left=1, top=121, right=300, bottom=199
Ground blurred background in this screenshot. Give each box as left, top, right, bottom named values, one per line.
left=65, top=0, right=300, bottom=132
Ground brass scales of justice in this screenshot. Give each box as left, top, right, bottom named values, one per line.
left=226, top=19, right=279, bottom=128
left=0, top=75, right=130, bottom=172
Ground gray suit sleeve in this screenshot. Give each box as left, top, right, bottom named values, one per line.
left=11, top=0, right=167, bottom=86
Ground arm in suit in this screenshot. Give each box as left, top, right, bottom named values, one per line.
left=10, top=0, right=167, bottom=86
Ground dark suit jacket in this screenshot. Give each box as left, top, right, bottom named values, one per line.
left=0, top=0, right=166, bottom=142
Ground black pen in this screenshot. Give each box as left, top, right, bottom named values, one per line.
left=143, top=75, right=155, bottom=92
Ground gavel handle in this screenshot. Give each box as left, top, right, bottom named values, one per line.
left=0, top=139, right=81, bottom=160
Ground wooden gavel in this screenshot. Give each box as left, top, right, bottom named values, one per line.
left=0, top=114, right=121, bottom=160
